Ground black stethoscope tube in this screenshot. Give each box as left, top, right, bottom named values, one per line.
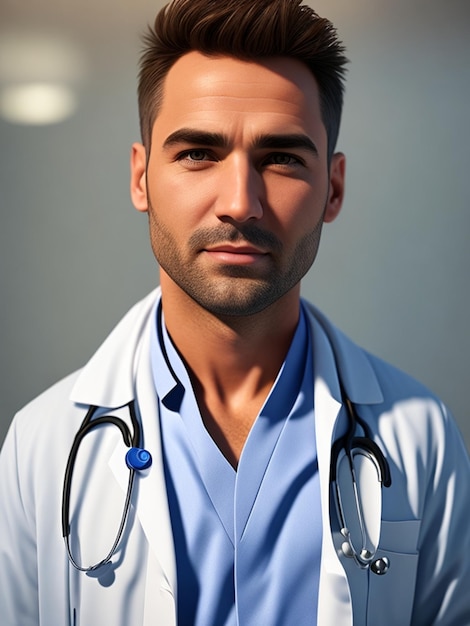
left=62, top=402, right=142, bottom=572
left=330, top=394, right=391, bottom=488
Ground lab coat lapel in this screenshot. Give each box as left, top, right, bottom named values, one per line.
left=104, top=296, right=176, bottom=601
left=315, top=381, right=353, bottom=625
left=70, top=289, right=177, bottom=611
left=133, top=323, right=176, bottom=595
left=106, top=396, right=176, bottom=626
left=304, top=301, right=385, bottom=624
left=105, top=366, right=176, bottom=591
left=309, top=310, right=353, bottom=625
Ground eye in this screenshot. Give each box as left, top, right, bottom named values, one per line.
left=264, top=153, right=303, bottom=167
left=185, top=150, right=210, bottom=161
left=177, top=149, right=216, bottom=163
left=175, top=149, right=218, bottom=169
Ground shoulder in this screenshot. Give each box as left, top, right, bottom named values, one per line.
left=16, top=370, right=81, bottom=418
left=302, top=302, right=469, bottom=527
left=3, top=289, right=161, bottom=458
left=3, top=371, right=85, bottom=467
left=302, top=298, right=439, bottom=397
left=301, top=299, right=461, bottom=445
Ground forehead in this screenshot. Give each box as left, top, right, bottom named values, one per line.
left=152, top=51, right=326, bottom=147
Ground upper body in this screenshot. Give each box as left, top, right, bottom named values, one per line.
left=1, top=0, right=469, bottom=624
left=1, top=288, right=469, bottom=626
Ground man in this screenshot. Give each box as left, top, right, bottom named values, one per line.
left=1, top=0, right=469, bottom=624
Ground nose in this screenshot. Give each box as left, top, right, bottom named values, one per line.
left=214, top=154, right=264, bottom=223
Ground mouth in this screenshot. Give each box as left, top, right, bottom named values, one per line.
left=203, top=244, right=269, bottom=265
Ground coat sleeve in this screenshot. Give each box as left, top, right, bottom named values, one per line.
left=411, top=402, right=470, bottom=625
left=0, top=417, right=40, bottom=625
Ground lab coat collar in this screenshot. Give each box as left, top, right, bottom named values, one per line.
left=71, top=290, right=384, bottom=410
left=302, top=300, right=384, bottom=406
left=70, top=289, right=160, bottom=408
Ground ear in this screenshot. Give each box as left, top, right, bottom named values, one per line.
left=130, top=142, right=149, bottom=213
left=323, top=152, right=346, bottom=223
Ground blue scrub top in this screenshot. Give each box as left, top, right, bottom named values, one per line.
left=150, top=303, right=322, bottom=625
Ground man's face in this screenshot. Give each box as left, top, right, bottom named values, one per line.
left=131, top=52, right=344, bottom=317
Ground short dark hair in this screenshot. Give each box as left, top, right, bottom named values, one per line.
left=138, top=0, right=348, bottom=159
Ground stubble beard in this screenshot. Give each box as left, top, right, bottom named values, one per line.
left=147, top=202, right=325, bottom=318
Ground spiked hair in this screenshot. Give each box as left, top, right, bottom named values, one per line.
left=138, top=0, right=348, bottom=159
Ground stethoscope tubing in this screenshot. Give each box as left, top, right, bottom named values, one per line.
left=330, top=391, right=391, bottom=571
left=62, top=402, right=141, bottom=572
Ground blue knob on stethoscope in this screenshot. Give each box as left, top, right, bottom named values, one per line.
left=125, top=447, right=152, bottom=471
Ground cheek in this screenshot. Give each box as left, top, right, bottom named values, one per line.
left=267, top=180, right=326, bottom=232
left=149, top=170, right=216, bottom=223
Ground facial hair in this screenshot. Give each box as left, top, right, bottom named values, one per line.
left=147, top=199, right=326, bottom=318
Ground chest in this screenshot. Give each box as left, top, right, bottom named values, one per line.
left=198, top=392, right=269, bottom=467
left=159, top=380, right=321, bottom=626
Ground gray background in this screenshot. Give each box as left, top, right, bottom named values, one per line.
left=1, top=0, right=469, bottom=449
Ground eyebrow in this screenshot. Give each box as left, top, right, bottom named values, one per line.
left=162, top=128, right=319, bottom=157
left=163, top=128, right=228, bottom=150
left=253, top=133, right=319, bottom=158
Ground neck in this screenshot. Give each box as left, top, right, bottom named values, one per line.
left=160, top=275, right=300, bottom=386
left=159, top=273, right=301, bottom=466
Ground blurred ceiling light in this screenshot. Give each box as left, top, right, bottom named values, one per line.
left=0, top=31, right=87, bottom=124
left=0, top=82, right=77, bottom=125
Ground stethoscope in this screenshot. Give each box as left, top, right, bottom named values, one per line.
left=330, top=389, right=392, bottom=576
left=62, top=400, right=152, bottom=572
left=62, top=312, right=392, bottom=576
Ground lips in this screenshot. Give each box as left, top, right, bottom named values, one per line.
left=203, top=244, right=268, bottom=265
left=205, top=244, right=267, bottom=255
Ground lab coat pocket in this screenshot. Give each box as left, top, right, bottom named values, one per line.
left=366, top=520, right=420, bottom=626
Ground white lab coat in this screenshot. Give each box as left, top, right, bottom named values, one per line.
left=1, top=289, right=469, bottom=625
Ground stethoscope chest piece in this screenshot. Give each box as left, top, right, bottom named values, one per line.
left=370, top=557, right=390, bottom=576
left=126, top=447, right=152, bottom=471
